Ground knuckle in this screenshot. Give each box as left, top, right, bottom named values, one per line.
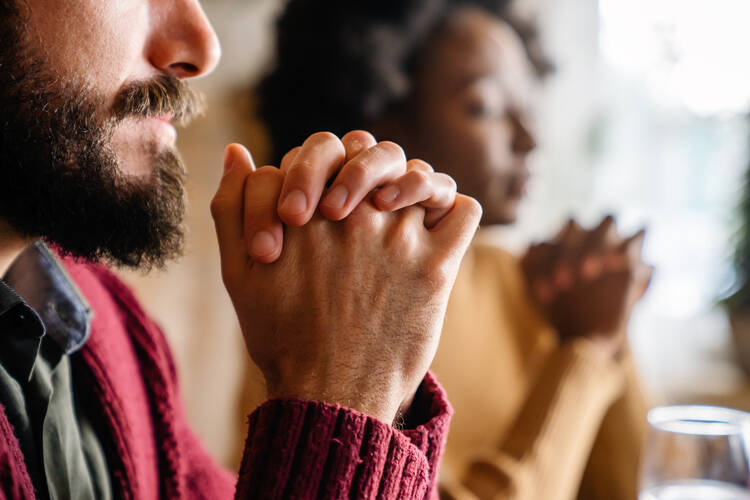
left=243, top=195, right=272, bottom=212
left=245, top=168, right=283, bottom=209
left=389, top=228, right=419, bottom=257
left=342, top=129, right=375, bottom=144
left=280, top=147, right=301, bottom=165
left=407, top=169, right=431, bottom=186
left=306, top=214, right=330, bottom=232
left=387, top=210, right=422, bottom=251
left=306, top=131, right=340, bottom=146
left=463, top=195, right=483, bottom=220
left=438, top=173, right=457, bottom=192
left=346, top=202, right=383, bottom=231
left=296, top=214, right=331, bottom=242
left=342, top=160, right=370, bottom=184
left=254, top=165, right=283, bottom=180
left=306, top=131, right=345, bottom=158
left=209, top=195, right=227, bottom=219
left=377, top=140, right=406, bottom=161
left=286, top=158, right=315, bottom=181
left=407, top=158, right=434, bottom=173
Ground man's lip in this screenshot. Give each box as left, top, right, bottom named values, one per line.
left=154, top=114, right=174, bottom=124
left=148, top=116, right=177, bottom=143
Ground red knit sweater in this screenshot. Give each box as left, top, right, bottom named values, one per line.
left=0, top=257, right=451, bottom=499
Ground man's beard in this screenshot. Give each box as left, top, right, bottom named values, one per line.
left=0, top=13, right=205, bottom=270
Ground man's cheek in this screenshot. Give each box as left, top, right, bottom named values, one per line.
left=26, top=1, right=148, bottom=98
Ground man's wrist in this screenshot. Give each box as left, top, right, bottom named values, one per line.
left=266, top=377, right=403, bottom=425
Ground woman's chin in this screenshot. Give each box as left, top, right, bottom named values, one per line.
left=479, top=200, right=521, bottom=226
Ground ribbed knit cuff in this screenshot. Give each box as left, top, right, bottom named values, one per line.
left=402, top=372, right=453, bottom=498
left=235, top=372, right=452, bottom=500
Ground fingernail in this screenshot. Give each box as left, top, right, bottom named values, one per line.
left=322, top=184, right=349, bottom=210
left=280, top=189, right=308, bottom=216
left=377, top=185, right=400, bottom=204
left=249, top=230, right=276, bottom=258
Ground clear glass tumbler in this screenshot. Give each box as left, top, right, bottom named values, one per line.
left=639, top=405, right=750, bottom=500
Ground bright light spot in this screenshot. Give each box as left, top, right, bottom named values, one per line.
left=599, top=0, right=750, bottom=116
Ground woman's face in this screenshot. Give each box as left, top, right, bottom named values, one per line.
left=405, top=9, right=537, bottom=225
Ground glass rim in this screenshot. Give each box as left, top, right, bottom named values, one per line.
left=647, top=405, right=750, bottom=436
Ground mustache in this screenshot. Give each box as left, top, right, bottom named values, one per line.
left=112, top=74, right=206, bottom=126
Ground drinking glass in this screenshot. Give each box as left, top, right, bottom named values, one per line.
left=639, top=405, right=750, bottom=500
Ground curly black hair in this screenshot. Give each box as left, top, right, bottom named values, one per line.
left=1, top=0, right=19, bottom=18
left=258, top=0, right=551, bottom=164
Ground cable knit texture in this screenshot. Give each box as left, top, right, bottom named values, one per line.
left=0, top=255, right=451, bottom=499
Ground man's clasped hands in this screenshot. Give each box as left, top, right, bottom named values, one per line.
left=211, top=130, right=482, bottom=425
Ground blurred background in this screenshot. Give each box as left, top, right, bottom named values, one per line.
left=121, top=0, right=750, bottom=469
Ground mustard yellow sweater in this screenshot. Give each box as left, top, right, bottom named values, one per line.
left=432, top=242, right=648, bottom=500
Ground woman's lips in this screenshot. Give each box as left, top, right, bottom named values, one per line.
left=506, top=178, right=527, bottom=198
left=505, top=168, right=530, bottom=199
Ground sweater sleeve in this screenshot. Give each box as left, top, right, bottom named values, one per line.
left=75, top=262, right=451, bottom=500
left=234, top=372, right=452, bottom=500
left=577, top=351, right=649, bottom=500
left=441, top=340, right=624, bottom=500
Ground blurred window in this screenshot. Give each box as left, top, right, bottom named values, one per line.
left=504, top=0, right=750, bottom=400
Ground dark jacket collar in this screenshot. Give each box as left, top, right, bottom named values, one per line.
left=1, top=241, right=92, bottom=374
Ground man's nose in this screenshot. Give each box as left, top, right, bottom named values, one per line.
left=147, top=0, right=221, bottom=79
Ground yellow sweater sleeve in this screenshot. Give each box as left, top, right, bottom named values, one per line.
left=442, top=340, right=625, bottom=500
left=577, top=352, right=649, bottom=500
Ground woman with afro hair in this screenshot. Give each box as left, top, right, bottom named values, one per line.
left=256, top=0, right=652, bottom=498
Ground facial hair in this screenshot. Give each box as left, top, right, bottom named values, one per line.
left=0, top=12, right=205, bottom=271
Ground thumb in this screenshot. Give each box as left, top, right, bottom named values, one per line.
left=210, top=143, right=256, bottom=281
left=429, top=194, right=482, bottom=261
left=635, top=263, right=654, bottom=300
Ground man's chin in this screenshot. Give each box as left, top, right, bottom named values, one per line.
left=12, top=146, right=186, bottom=271
left=117, top=155, right=175, bottom=180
